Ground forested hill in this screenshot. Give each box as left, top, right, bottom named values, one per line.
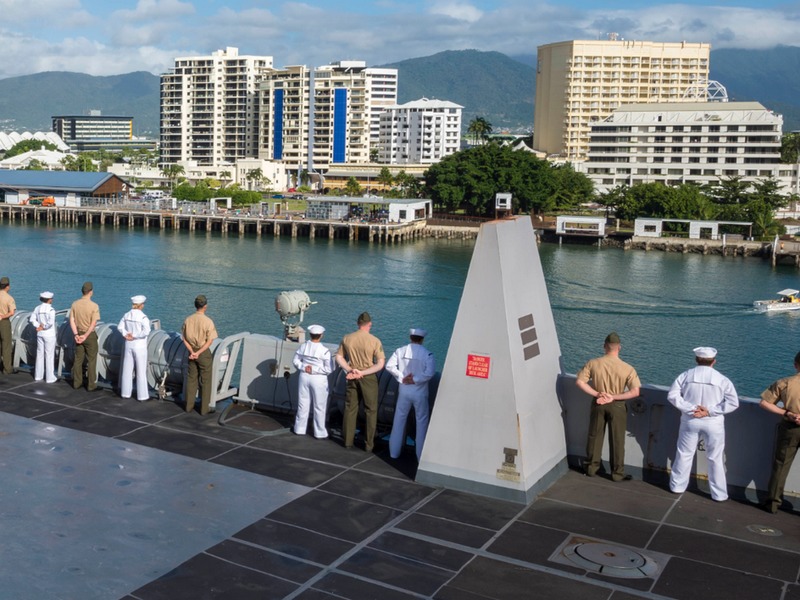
left=0, top=46, right=799, bottom=137
left=0, top=71, right=160, bottom=136
left=378, top=50, right=535, bottom=134
left=710, top=46, right=800, bottom=131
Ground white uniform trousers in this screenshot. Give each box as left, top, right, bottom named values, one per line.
left=120, top=338, right=149, bottom=401
left=294, top=372, right=329, bottom=438
left=670, top=414, right=728, bottom=501
left=35, top=333, right=57, bottom=383
left=389, top=387, right=429, bottom=461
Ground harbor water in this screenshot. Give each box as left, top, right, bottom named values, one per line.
left=3, top=221, right=800, bottom=398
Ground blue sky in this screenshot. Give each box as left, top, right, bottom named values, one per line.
left=0, top=0, right=796, bottom=78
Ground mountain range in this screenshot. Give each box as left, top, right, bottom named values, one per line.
left=0, top=47, right=797, bottom=139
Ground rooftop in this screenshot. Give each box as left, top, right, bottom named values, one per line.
left=0, top=170, right=118, bottom=192
left=2, top=372, right=798, bottom=599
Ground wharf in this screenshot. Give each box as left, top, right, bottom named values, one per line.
left=625, top=236, right=770, bottom=257
left=772, top=238, right=800, bottom=266
left=2, top=371, right=799, bottom=600
left=0, top=205, right=478, bottom=242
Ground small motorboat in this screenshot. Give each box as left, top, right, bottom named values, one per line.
left=754, top=288, right=800, bottom=312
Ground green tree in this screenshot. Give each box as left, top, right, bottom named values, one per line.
left=3, top=139, right=58, bottom=157
left=245, top=168, right=270, bottom=191
left=424, top=145, right=593, bottom=216
left=343, top=176, right=362, bottom=196
left=701, top=176, right=751, bottom=219
left=748, top=200, right=785, bottom=238
left=597, top=185, right=628, bottom=219
left=377, top=167, right=394, bottom=190
left=61, top=154, right=97, bottom=172
left=614, top=182, right=675, bottom=221
left=230, top=189, right=262, bottom=205
left=218, top=170, right=233, bottom=186
left=466, top=116, right=493, bottom=145
left=750, top=176, right=789, bottom=211
left=160, top=163, right=185, bottom=190
left=22, top=159, right=46, bottom=170
left=781, top=132, right=800, bottom=163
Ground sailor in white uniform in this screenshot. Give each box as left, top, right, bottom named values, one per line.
left=30, top=291, right=57, bottom=383
left=667, top=346, right=739, bottom=501
left=118, top=295, right=151, bottom=401
left=386, top=328, right=436, bottom=461
left=292, top=324, right=333, bottom=438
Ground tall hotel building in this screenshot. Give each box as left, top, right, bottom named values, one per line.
left=257, top=61, right=398, bottom=171
left=160, top=47, right=273, bottom=166
left=534, top=38, right=710, bottom=161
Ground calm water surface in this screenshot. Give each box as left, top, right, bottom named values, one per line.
left=3, top=221, right=799, bottom=398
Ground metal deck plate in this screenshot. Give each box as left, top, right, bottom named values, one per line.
left=562, top=540, right=660, bottom=579
left=0, top=411, right=309, bottom=600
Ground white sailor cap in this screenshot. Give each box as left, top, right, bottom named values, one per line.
left=307, top=324, right=325, bottom=335
left=693, top=346, right=717, bottom=359
left=131, top=295, right=147, bottom=304
left=40, top=291, right=54, bottom=299
left=410, top=328, right=427, bottom=338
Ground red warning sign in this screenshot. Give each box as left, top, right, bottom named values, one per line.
left=466, top=354, right=491, bottom=379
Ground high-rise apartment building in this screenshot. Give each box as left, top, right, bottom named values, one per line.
left=258, top=61, right=398, bottom=172
left=160, top=47, right=273, bottom=166
left=378, top=98, right=463, bottom=164
left=534, top=38, right=710, bottom=161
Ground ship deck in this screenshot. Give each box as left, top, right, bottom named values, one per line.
left=2, top=371, right=799, bottom=600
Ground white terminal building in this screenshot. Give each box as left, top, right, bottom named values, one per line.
left=582, top=101, right=796, bottom=193
left=378, top=98, right=463, bottom=165
left=160, top=47, right=273, bottom=166
left=534, top=38, right=711, bottom=161
left=258, top=61, right=398, bottom=172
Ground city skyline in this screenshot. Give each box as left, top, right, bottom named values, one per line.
left=0, top=0, right=796, bottom=79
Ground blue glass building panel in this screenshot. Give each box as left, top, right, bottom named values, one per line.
left=273, top=89, right=284, bottom=160
left=333, top=88, right=348, bottom=163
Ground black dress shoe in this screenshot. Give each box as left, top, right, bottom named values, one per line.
left=760, top=501, right=779, bottom=514
left=613, top=474, right=633, bottom=482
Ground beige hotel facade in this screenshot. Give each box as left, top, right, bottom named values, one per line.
left=534, top=39, right=711, bottom=162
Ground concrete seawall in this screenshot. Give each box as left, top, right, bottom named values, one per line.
left=624, top=235, right=771, bottom=257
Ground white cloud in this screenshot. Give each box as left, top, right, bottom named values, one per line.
left=112, top=0, right=195, bottom=22
left=428, top=1, right=484, bottom=23
left=0, top=0, right=82, bottom=23
left=0, top=1, right=798, bottom=78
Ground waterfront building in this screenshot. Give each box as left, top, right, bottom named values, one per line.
left=305, top=195, right=431, bottom=222
left=0, top=171, right=129, bottom=206
left=318, top=163, right=427, bottom=194
left=0, top=148, right=70, bottom=170
left=160, top=47, right=273, bottom=166
left=107, top=158, right=288, bottom=192
left=378, top=98, right=463, bottom=165
left=533, top=37, right=710, bottom=161
left=52, top=113, right=155, bottom=152
left=582, top=101, right=797, bottom=193
left=0, top=131, right=69, bottom=153
left=257, top=61, right=398, bottom=177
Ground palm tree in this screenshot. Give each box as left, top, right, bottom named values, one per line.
left=160, top=164, right=185, bottom=191
left=377, top=167, right=394, bottom=191
left=219, top=170, right=232, bottom=187
left=246, top=168, right=266, bottom=191
left=467, top=116, right=493, bottom=145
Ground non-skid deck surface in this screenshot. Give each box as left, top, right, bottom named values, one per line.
left=0, top=372, right=798, bottom=600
